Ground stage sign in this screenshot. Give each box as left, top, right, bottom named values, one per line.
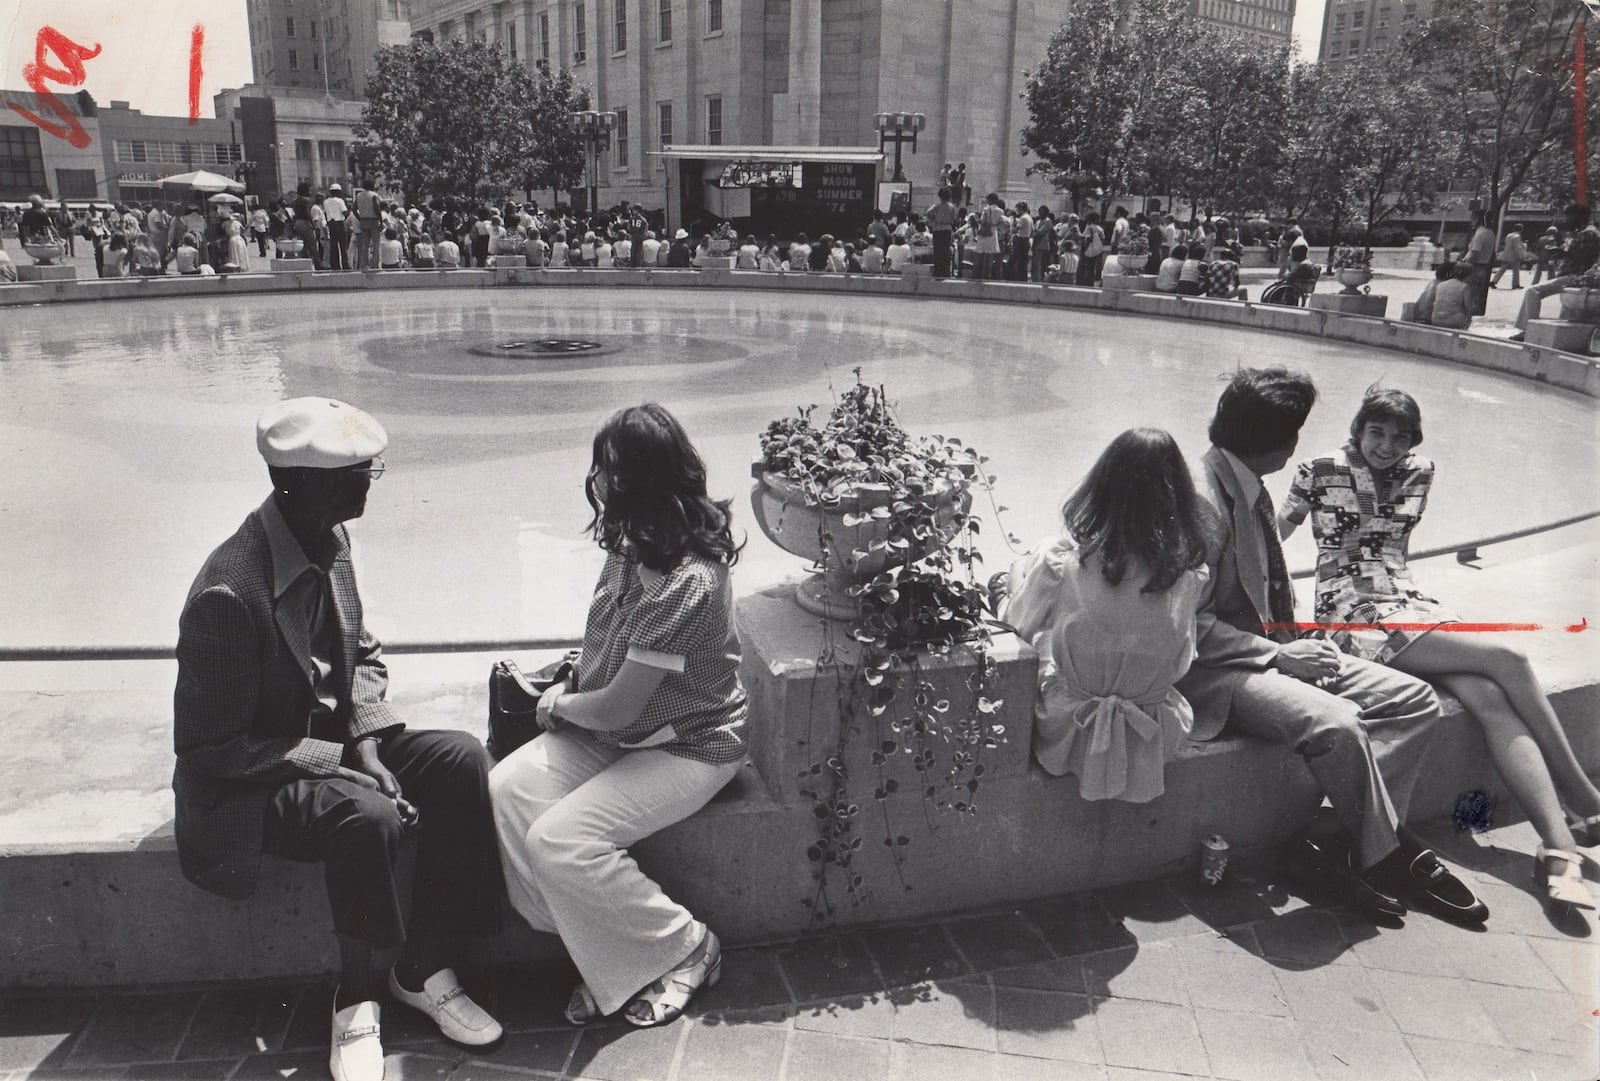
left=718, top=160, right=803, bottom=189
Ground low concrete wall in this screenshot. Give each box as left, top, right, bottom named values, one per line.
left=3, top=264, right=1596, bottom=398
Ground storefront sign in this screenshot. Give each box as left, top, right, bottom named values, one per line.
left=718, top=160, right=803, bottom=189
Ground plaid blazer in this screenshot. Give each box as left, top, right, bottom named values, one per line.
left=172, top=501, right=402, bottom=899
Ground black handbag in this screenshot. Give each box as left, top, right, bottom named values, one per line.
left=486, top=652, right=578, bottom=761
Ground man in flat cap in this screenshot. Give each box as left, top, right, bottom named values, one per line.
left=173, top=398, right=502, bottom=1081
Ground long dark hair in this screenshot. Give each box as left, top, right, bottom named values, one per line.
left=585, top=403, right=742, bottom=571
left=1061, top=428, right=1211, bottom=594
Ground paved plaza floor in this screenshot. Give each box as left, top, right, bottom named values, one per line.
left=2, top=816, right=1595, bottom=1081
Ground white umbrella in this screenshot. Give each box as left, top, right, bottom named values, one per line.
left=158, top=170, right=246, bottom=193
left=207, top=192, right=244, bottom=204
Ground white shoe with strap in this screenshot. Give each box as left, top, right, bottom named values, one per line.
left=330, top=997, right=384, bottom=1081
left=388, top=967, right=504, bottom=1047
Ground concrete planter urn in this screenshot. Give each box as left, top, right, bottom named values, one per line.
left=23, top=241, right=67, bottom=266
left=1116, top=251, right=1147, bottom=274
left=1336, top=267, right=1373, bottom=295
left=492, top=235, right=526, bottom=256
left=749, top=463, right=970, bottom=620
left=275, top=238, right=305, bottom=257
left=1558, top=287, right=1600, bottom=324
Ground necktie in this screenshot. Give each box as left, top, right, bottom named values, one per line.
left=1254, top=487, right=1297, bottom=642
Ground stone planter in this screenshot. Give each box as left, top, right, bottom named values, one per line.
left=275, top=238, right=305, bottom=257
left=1336, top=267, right=1372, bottom=295
left=1558, top=287, right=1600, bottom=324
left=23, top=241, right=67, bottom=266
left=1116, top=252, right=1148, bottom=274
left=749, top=463, right=969, bottom=620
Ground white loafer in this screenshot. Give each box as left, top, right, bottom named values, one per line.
left=387, top=967, right=503, bottom=1047
left=330, top=996, right=384, bottom=1081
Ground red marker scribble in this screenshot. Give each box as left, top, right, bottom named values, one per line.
left=1266, top=620, right=1591, bottom=635
left=188, top=25, right=204, bottom=123
left=6, top=27, right=102, bottom=148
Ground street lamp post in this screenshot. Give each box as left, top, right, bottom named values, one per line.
left=570, top=109, right=617, bottom=218
left=873, top=111, right=926, bottom=183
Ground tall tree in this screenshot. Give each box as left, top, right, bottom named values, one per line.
left=1170, top=39, right=1292, bottom=218
left=1403, top=0, right=1584, bottom=220
left=356, top=39, right=588, bottom=202
left=508, top=65, right=592, bottom=197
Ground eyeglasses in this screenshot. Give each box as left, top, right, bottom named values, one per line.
left=348, top=457, right=386, bottom=480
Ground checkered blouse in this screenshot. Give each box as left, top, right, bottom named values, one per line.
left=574, top=550, right=748, bottom=764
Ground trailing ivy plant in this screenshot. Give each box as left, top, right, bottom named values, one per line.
left=757, top=369, right=1009, bottom=925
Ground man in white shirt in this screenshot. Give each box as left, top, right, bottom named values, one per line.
left=324, top=184, right=350, bottom=270
left=640, top=230, right=661, bottom=266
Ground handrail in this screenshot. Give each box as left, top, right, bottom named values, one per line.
left=1289, top=508, right=1600, bottom=580
left=4, top=511, right=1598, bottom=662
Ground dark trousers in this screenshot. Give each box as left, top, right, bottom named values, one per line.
left=931, top=230, right=953, bottom=278
left=263, top=729, right=501, bottom=948
left=328, top=220, right=350, bottom=270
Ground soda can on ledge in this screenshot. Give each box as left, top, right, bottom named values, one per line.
left=1200, top=834, right=1229, bottom=886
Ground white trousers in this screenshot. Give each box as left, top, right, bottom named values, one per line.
left=489, top=729, right=741, bottom=1014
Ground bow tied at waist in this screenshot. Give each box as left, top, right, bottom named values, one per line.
left=1078, top=690, right=1167, bottom=756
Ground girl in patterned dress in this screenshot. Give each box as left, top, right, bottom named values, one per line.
left=491, top=404, right=747, bottom=1026
left=1280, top=386, right=1600, bottom=913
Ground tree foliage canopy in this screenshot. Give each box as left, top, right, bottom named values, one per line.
left=356, top=39, right=591, bottom=201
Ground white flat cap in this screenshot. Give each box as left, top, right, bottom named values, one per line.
left=257, top=397, right=387, bottom=469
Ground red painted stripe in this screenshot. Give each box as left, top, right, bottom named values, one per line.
left=1264, top=620, right=1590, bottom=635
left=188, top=25, right=204, bottom=123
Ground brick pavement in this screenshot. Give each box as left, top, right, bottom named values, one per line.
left=2, top=818, right=1594, bottom=1081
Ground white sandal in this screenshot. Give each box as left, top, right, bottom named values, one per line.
left=1536, top=846, right=1595, bottom=912
left=624, top=931, right=722, bottom=1028
left=564, top=981, right=603, bottom=1026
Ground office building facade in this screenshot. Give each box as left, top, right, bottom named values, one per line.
left=1191, top=0, right=1296, bottom=50
left=1317, top=0, right=1434, bottom=65
left=246, top=0, right=412, bottom=97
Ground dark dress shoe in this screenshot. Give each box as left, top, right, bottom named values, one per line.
left=1382, top=848, right=1489, bottom=927
left=1283, top=834, right=1407, bottom=919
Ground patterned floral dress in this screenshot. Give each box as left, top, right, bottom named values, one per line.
left=1281, top=443, right=1457, bottom=664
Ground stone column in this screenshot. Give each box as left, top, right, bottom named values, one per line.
left=772, top=0, right=821, bottom=145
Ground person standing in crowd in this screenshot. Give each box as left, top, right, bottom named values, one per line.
left=667, top=228, right=692, bottom=268
left=324, top=183, right=350, bottom=270
left=173, top=398, right=504, bottom=1081
left=1176, top=368, right=1485, bottom=927
left=1108, top=205, right=1131, bottom=254
left=491, top=403, right=747, bottom=1030
left=973, top=194, right=1005, bottom=280
left=1031, top=206, right=1056, bottom=282
left=1511, top=205, right=1600, bottom=341
left=1529, top=225, right=1561, bottom=286
left=925, top=187, right=959, bottom=279
left=1076, top=212, right=1105, bottom=286
left=351, top=182, right=384, bottom=271
left=1490, top=223, right=1527, bottom=290
left=54, top=201, right=76, bottom=256
left=1008, top=202, right=1034, bottom=281
left=1463, top=212, right=1497, bottom=316
left=1276, top=223, right=1303, bottom=279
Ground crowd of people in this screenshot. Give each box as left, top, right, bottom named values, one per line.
left=169, top=360, right=1594, bottom=1080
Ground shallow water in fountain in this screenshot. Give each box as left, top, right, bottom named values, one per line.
left=1, top=287, right=1593, bottom=649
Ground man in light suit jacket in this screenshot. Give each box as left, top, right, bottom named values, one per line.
left=1176, top=368, right=1486, bottom=927
left=174, top=398, right=503, bottom=1081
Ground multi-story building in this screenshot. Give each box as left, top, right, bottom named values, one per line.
left=0, top=90, right=108, bottom=204
left=96, top=102, right=240, bottom=207
left=246, top=0, right=412, bottom=97
left=215, top=85, right=366, bottom=196
left=1318, top=0, right=1434, bottom=66
left=408, top=0, right=1078, bottom=213
left=1190, top=0, right=1296, bottom=50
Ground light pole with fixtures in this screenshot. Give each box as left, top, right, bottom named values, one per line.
left=873, top=111, right=925, bottom=183
left=571, top=109, right=617, bottom=218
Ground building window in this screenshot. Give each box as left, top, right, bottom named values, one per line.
left=1352, top=10, right=1364, bottom=27
left=311, top=19, right=317, bottom=38
left=706, top=95, right=721, bottom=145
left=508, top=23, right=518, bottom=56
left=658, top=100, right=672, bottom=148
left=614, top=108, right=628, bottom=170
left=2, top=126, right=48, bottom=196
left=706, top=0, right=721, bottom=33
left=539, top=13, right=550, bottom=61
left=287, top=16, right=296, bottom=35
left=658, top=0, right=672, bottom=43
left=1333, top=13, right=1345, bottom=31
left=289, top=48, right=299, bottom=69
left=318, top=139, right=346, bottom=161
left=295, top=139, right=313, bottom=163
left=613, top=0, right=627, bottom=50
left=574, top=3, right=587, bottom=61
left=55, top=168, right=97, bottom=199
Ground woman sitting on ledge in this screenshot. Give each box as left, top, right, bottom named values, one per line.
left=1280, top=386, right=1600, bottom=913
left=1005, top=428, right=1213, bottom=802
left=491, top=403, right=747, bottom=1028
